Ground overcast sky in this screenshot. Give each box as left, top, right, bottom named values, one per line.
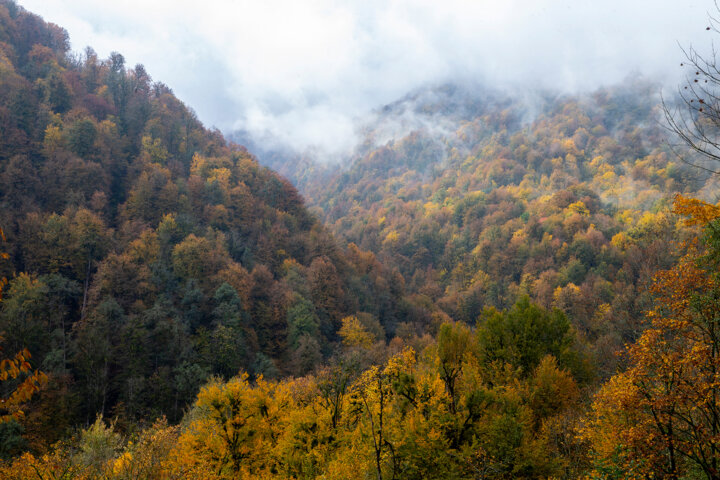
left=16, top=0, right=717, bottom=154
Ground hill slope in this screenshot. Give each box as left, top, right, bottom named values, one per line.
left=267, top=83, right=716, bottom=375
left=0, top=0, right=407, bottom=434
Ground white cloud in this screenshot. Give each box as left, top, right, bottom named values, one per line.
left=16, top=0, right=715, bottom=155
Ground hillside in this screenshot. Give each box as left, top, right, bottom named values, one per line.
left=265, top=82, right=715, bottom=375
left=0, top=0, right=408, bottom=438
left=2, top=2, right=720, bottom=479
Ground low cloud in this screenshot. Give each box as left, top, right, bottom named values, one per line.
left=18, top=0, right=716, bottom=156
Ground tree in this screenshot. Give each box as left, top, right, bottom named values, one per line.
left=339, top=315, right=375, bottom=350
left=0, top=343, right=46, bottom=423
left=286, top=295, right=319, bottom=349
left=0, top=228, right=46, bottom=423
left=347, top=350, right=416, bottom=480
left=663, top=8, right=720, bottom=174
left=477, top=297, right=589, bottom=382
left=0, top=274, right=50, bottom=364
left=72, top=298, right=124, bottom=419
left=585, top=196, right=720, bottom=479
left=436, top=321, right=472, bottom=416
left=68, top=117, right=97, bottom=159
left=308, top=256, right=346, bottom=341
left=170, top=374, right=291, bottom=478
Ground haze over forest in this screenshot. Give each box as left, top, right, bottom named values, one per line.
left=17, top=0, right=715, bottom=156
left=2, top=1, right=720, bottom=479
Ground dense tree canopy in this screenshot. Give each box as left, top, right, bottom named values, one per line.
left=1, top=1, right=720, bottom=478
left=280, top=82, right=714, bottom=377
left=0, top=0, right=408, bottom=436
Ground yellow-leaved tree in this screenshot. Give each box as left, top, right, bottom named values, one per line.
left=584, top=195, right=720, bottom=479
left=0, top=227, right=47, bottom=423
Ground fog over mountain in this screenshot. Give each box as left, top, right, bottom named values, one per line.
left=5, top=3, right=720, bottom=475
left=18, top=0, right=715, bottom=156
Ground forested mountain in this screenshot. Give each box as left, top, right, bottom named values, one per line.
left=0, top=0, right=408, bottom=441
left=2, top=1, right=720, bottom=479
left=268, top=82, right=716, bottom=375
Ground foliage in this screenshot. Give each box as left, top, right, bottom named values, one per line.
left=0, top=301, right=588, bottom=478
left=0, top=227, right=47, bottom=424
left=0, top=1, right=718, bottom=476
left=290, top=83, right=711, bottom=377
left=584, top=195, right=720, bottom=479
left=0, top=0, right=406, bottom=432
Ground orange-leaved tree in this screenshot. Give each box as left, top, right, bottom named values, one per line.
left=0, top=227, right=47, bottom=423
left=585, top=195, right=720, bottom=479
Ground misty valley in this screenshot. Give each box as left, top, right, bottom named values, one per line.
left=1, top=1, right=720, bottom=479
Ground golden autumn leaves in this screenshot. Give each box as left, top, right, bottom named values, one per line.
left=583, top=195, right=720, bottom=478
left=0, top=300, right=589, bottom=479
left=0, top=227, right=47, bottom=423
left=2, top=194, right=720, bottom=479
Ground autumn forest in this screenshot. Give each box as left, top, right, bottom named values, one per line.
left=0, top=1, right=720, bottom=478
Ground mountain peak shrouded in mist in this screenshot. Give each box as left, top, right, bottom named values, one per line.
left=235, top=77, right=670, bottom=193
left=16, top=0, right=715, bottom=157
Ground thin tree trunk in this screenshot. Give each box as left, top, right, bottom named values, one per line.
left=61, top=314, right=66, bottom=374
left=81, top=256, right=91, bottom=320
